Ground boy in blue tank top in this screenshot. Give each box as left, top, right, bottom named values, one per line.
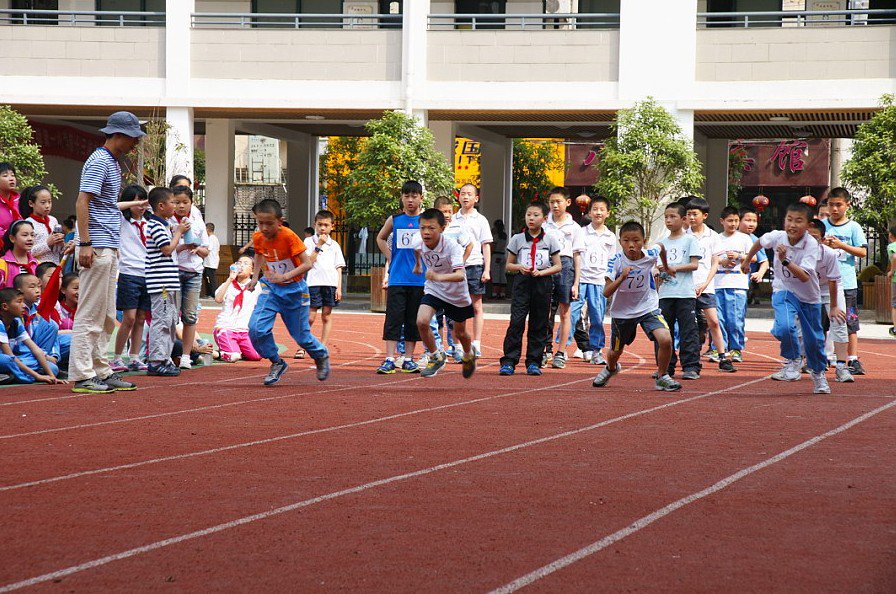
left=375, top=181, right=426, bottom=374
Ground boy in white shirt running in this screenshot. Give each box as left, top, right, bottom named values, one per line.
left=592, top=221, right=680, bottom=392
left=411, top=208, right=476, bottom=379
left=714, top=206, right=755, bottom=363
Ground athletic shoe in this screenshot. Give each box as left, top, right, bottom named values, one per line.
left=71, top=378, right=115, bottom=394
left=109, top=358, right=128, bottom=373
left=376, top=359, right=397, bottom=374
left=263, top=359, right=289, bottom=386
left=395, top=355, right=406, bottom=368
left=421, top=352, right=447, bottom=378
left=315, top=356, right=330, bottom=381
left=655, top=375, right=682, bottom=392
left=499, top=364, right=515, bottom=376
left=592, top=351, right=607, bottom=366
left=811, top=370, right=831, bottom=394
left=461, top=352, right=476, bottom=379
left=848, top=359, right=866, bottom=375
left=706, top=349, right=720, bottom=363
left=681, top=370, right=701, bottom=380
left=145, top=362, right=178, bottom=376
left=835, top=365, right=855, bottom=383
left=526, top=364, right=542, bottom=376
left=541, top=352, right=553, bottom=368
left=0, top=373, right=10, bottom=384
left=418, top=352, right=431, bottom=368
left=127, top=358, right=148, bottom=372
left=294, top=349, right=305, bottom=359
left=474, top=348, right=482, bottom=358
left=401, top=360, right=420, bottom=373
left=729, top=350, right=743, bottom=363
left=100, top=373, right=137, bottom=391
left=771, top=359, right=801, bottom=381
left=179, top=355, right=192, bottom=370
left=552, top=352, right=566, bottom=369
left=718, top=358, right=737, bottom=373
left=583, top=350, right=593, bottom=363
left=592, top=363, right=620, bottom=387
left=889, top=326, right=896, bottom=337
left=573, top=349, right=584, bottom=359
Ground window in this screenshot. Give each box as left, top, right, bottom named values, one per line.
left=235, top=168, right=249, bottom=183
left=252, top=0, right=343, bottom=26
left=455, top=0, right=506, bottom=29
left=706, top=0, right=782, bottom=27
left=11, top=0, right=59, bottom=25
left=95, top=0, right=165, bottom=25
left=575, top=0, right=619, bottom=27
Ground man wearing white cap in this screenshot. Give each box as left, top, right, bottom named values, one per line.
left=70, top=111, right=146, bottom=394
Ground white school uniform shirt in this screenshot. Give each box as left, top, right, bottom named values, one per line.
left=606, top=248, right=662, bottom=319
left=27, top=214, right=61, bottom=264
left=816, top=243, right=842, bottom=304
left=443, top=220, right=472, bottom=251
left=453, top=208, right=492, bottom=267
left=214, top=280, right=260, bottom=332
left=169, top=211, right=209, bottom=273
left=204, top=233, right=220, bottom=270
left=760, top=230, right=821, bottom=304
left=579, top=224, right=617, bottom=285
left=119, top=213, right=148, bottom=276
left=714, top=231, right=754, bottom=291
left=544, top=213, right=585, bottom=259
left=412, top=234, right=471, bottom=307
left=687, top=225, right=720, bottom=294
left=303, top=234, right=346, bottom=287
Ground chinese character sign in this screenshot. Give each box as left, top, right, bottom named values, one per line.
left=736, top=139, right=830, bottom=187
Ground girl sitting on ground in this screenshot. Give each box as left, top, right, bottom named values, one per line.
left=213, top=256, right=262, bottom=362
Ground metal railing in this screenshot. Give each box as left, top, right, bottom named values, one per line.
left=697, top=8, right=896, bottom=28
left=428, top=12, right=619, bottom=30
left=192, top=12, right=402, bottom=29
left=0, top=9, right=165, bottom=26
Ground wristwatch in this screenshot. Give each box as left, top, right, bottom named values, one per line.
left=314, top=247, right=323, bottom=253
left=78, top=241, right=92, bottom=247
left=781, top=259, right=791, bottom=267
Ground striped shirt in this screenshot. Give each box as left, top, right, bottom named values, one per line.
left=79, top=147, right=122, bottom=249
left=145, top=217, right=180, bottom=294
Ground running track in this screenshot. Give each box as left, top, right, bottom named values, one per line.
left=1, top=311, right=894, bottom=592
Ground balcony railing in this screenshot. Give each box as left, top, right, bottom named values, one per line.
left=697, top=8, right=896, bottom=28
left=0, top=9, right=164, bottom=26
left=191, top=12, right=402, bottom=29
left=428, top=13, right=620, bottom=30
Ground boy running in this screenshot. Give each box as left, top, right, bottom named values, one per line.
left=714, top=206, right=754, bottom=363
left=738, top=206, right=769, bottom=305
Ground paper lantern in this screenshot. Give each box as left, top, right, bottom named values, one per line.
left=575, top=194, right=590, bottom=213
left=752, top=194, right=770, bottom=212
left=799, top=194, right=817, bottom=207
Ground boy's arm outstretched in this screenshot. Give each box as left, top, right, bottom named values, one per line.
left=740, top=240, right=762, bottom=274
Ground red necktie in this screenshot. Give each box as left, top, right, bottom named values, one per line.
left=24, top=311, right=35, bottom=330
left=232, top=280, right=247, bottom=312
left=31, top=214, right=52, bottom=235
left=529, top=233, right=541, bottom=270
left=0, top=194, right=20, bottom=222
left=132, top=220, right=146, bottom=246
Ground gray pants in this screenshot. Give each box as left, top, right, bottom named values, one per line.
left=149, top=290, right=180, bottom=364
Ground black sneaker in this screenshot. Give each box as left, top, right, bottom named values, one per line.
left=848, top=359, right=866, bottom=375
left=718, top=358, right=737, bottom=373
left=551, top=352, right=566, bottom=369
left=264, top=359, right=289, bottom=386
left=314, top=356, right=330, bottom=381
left=71, top=378, right=115, bottom=394
left=146, top=362, right=180, bottom=377
left=100, top=372, right=137, bottom=391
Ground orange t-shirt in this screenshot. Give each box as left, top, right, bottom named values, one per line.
left=253, top=226, right=306, bottom=283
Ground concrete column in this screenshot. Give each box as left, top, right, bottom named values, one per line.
left=705, top=138, right=730, bottom=214
left=165, top=0, right=193, bottom=91
left=478, top=138, right=513, bottom=228
left=204, top=119, right=235, bottom=244
left=401, top=0, right=429, bottom=114
left=428, top=119, right=456, bottom=178
left=165, top=106, right=194, bottom=185
left=286, top=135, right=319, bottom=229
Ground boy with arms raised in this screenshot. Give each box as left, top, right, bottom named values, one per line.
left=569, top=196, right=615, bottom=366
left=499, top=202, right=562, bottom=376
left=714, top=206, right=754, bottom=363
left=742, top=202, right=830, bottom=394
left=411, top=208, right=476, bottom=379
left=375, top=181, right=426, bottom=374
left=543, top=187, right=585, bottom=369
left=657, top=203, right=702, bottom=379
left=821, top=188, right=868, bottom=375
left=593, top=221, right=680, bottom=392
left=685, top=197, right=736, bottom=373
left=247, top=199, right=330, bottom=386
left=453, top=184, right=492, bottom=357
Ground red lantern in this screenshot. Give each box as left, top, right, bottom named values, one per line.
left=752, top=194, right=770, bottom=213
left=799, top=194, right=817, bottom=207
left=575, top=194, right=590, bottom=213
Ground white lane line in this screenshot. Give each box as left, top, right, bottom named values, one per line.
left=489, top=397, right=896, bottom=594
left=859, top=349, right=896, bottom=359
left=0, top=371, right=770, bottom=592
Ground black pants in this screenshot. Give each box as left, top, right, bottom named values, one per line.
left=656, top=297, right=701, bottom=374
left=501, top=275, right=552, bottom=368
left=383, top=285, right=424, bottom=342
left=203, top=266, right=219, bottom=298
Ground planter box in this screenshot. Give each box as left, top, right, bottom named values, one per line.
left=370, top=266, right=387, bottom=313
left=874, top=275, right=893, bottom=324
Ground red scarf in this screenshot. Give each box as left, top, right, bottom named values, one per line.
left=0, top=193, right=20, bottom=221
left=59, top=299, right=76, bottom=318
left=31, top=213, right=53, bottom=235
left=11, top=254, right=35, bottom=277
left=174, top=214, right=185, bottom=223
left=23, top=309, right=36, bottom=330
left=231, top=280, right=247, bottom=312
left=132, top=220, right=146, bottom=246
left=529, top=232, right=542, bottom=271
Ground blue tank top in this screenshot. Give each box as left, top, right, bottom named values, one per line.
left=389, top=213, right=424, bottom=286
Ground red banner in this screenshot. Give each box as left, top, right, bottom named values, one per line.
left=29, top=120, right=104, bottom=162
left=734, top=139, right=831, bottom=187
left=564, top=143, right=602, bottom=187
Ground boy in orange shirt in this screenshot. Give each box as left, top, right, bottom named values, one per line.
left=247, top=199, right=330, bottom=386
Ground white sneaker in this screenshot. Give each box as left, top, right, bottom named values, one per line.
left=811, top=370, right=831, bottom=394
left=395, top=355, right=406, bottom=368
left=573, top=349, right=584, bottom=359
left=835, top=365, right=855, bottom=383
left=592, top=351, right=607, bottom=366
left=418, top=352, right=430, bottom=367
left=179, top=355, right=192, bottom=370
left=583, top=350, right=593, bottom=363
left=771, top=359, right=801, bottom=381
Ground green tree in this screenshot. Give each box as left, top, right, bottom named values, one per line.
left=341, top=111, right=454, bottom=230
left=512, top=139, right=564, bottom=228
left=727, top=141, right=749, bottom=207
left=594, top=98, right=704, bottom=237
left=841, top=94, right=896, bottom=265
left=0, top=105, right=56, bottom=196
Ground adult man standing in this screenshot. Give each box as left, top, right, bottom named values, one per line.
left=70, top=112, right=145, bottom=394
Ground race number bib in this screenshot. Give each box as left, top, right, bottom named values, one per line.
left=266, top=257, right=296, bottom=276
left=519, top=249, right=548, bottom=270
left=422, top=251, right=442, bottom=269
left=617, top=268, right=649, bottom=293
left=396, top=228, right=419, bottom=249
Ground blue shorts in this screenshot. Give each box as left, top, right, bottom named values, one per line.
left=116, top=273, right=151, bottom=312
left=465, top=265, right=486, bottom=296
left=611, top=310, right=669, bottom=350
left=421, top=293, right=474, bottom=323
left=696, top=292, right=718, bottom=311
left=309, top=286, right=338, bottom=308
left=552, top=256, right=575, bottom=304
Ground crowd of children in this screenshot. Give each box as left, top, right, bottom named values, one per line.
left=0, top=136, right=884, bottom=397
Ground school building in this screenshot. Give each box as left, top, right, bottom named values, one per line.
left=2, top=0, right=895, bottom=245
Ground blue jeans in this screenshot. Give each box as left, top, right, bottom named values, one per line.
left=715, top=288, right=747, bottom=351
left=19, top=318, right=61, bottom=361
left=569, top=283, right=607, bottom=351
left=771, top=291, right=826, bottom=373
left=249, top=279, right=328, bottom=362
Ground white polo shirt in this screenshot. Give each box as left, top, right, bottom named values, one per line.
left=760, top=230, right=821, bottom=304
left=412, top=234, right=471, bottom=307
left=714, top=231, right=754, bottom=291
left=687, top=225, right=720, bottom=294
left=544, top=213, right=585, bottom=259
left=606, top=248, right=661, bottom=319
left=579, top=224, right=617, bottom=285
left=304, top=235, right=346, bottom=287
left=453, top=208, right=492, bottom=267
